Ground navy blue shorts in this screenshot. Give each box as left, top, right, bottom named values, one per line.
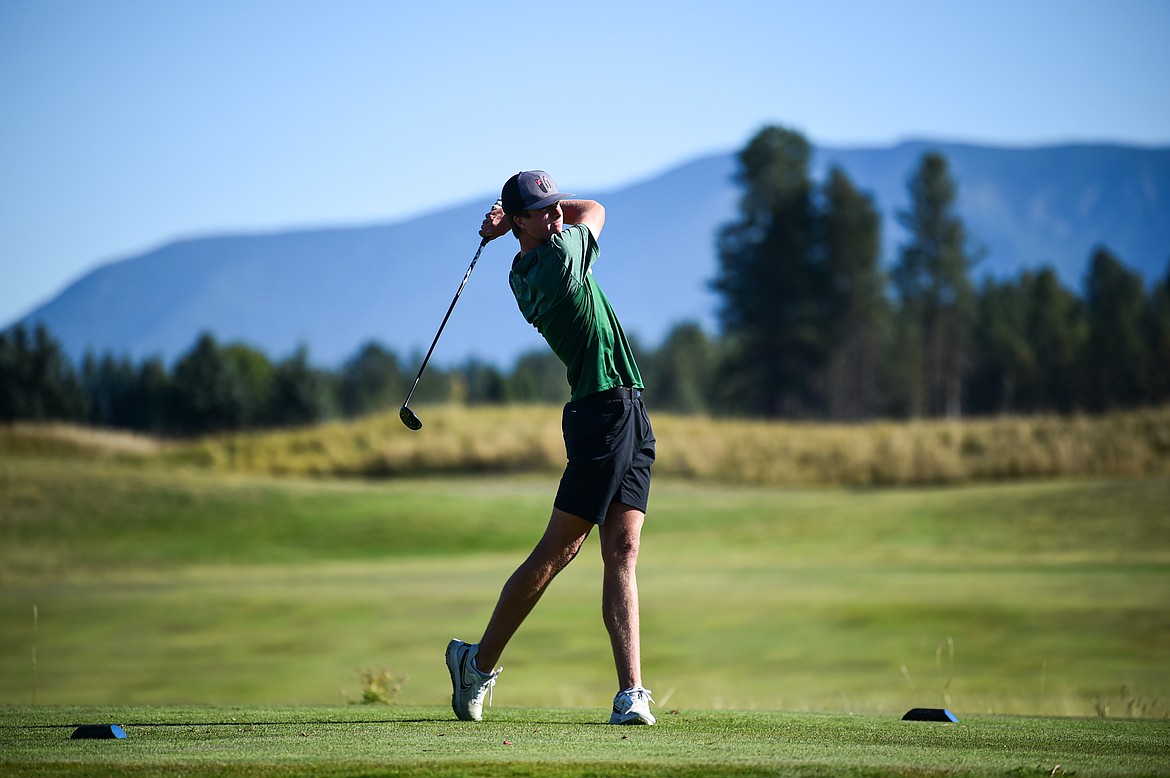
left=554, top=388, right=655, bottom=525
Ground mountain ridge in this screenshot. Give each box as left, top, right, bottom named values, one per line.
left=14, top=140, right=1169, bottom=368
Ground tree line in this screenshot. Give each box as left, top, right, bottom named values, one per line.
left=710, top=125, right=1170, bottom=419
left=2, top=125, right=1168, bottom=433
left=0, top=325, right=644, bottom=435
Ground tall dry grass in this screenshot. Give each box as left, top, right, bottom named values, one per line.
left=0, top=422, right=163, bottom=458
left=161, top=404, right=1170, bottom=486
left=660, top=407, right=1170, bottom=485
left=170, top=405, right=566, bottom=478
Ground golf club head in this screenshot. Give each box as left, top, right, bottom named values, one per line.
left=399, top=405, right=422, bottom=431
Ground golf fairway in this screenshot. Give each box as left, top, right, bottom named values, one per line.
left=1, top=449, right=1168, bottom=775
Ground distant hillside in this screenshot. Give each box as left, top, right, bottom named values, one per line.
left=14, top=141, right=1169, bottom=368
left=814, top=141, right=1170, bottom=279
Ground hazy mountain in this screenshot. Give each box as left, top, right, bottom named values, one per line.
left=13, top=141, right=1169, bottom=368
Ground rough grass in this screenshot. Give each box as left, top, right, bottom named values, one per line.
left=4, top=406, right=1169, bottom=486
left=157, top=405, right=1170, bottom=485
left=0, top=422, right=164, bottom=458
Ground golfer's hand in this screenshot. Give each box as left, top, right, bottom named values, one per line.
left=479, top=205, right=508, bottom=241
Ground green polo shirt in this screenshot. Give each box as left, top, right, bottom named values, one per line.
left=509, top=224, right=643, bottom=401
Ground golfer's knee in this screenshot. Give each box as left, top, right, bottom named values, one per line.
left=531, top=537, right=584, bottom=572
left=557, top=541, right=585, bottom=569
left=602, top=534, right=639, bottom=569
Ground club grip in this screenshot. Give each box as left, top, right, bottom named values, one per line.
left=480, top=198, right=504, bottom=247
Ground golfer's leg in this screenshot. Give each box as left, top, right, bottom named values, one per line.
left=476, top=508, right=593, bottom=671
left=599, top=502, right=645, bottom=690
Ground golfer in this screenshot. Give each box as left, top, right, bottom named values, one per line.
left=445, top=170, right=657, bottom=725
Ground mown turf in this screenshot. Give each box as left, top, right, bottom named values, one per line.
left=2, top=454, right=1168, bottom=716
left=2, top=704, right=1169, bottom=777
left=2, top=436, right=1169, bottom=775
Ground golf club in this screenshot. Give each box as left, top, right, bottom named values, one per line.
left=400, top=200, right=501, bottom=430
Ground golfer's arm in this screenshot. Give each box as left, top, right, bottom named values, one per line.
left=561, top=199, right=605, bottom=239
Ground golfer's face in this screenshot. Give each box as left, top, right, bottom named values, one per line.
left=524, top=202, right=563, bottom=241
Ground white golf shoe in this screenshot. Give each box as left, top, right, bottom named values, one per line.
left=445, top=639, right=501, bottom=722
left=610, top=685, right=656, bottom=725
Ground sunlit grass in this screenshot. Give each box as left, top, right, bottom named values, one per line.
left=5, top=406, right=1169, bottom=486
left=159, top=404, right=1170, bottom=485
left=5, top=704, right=1169, bottom=777
left=2, top=447, right=1167, bottom=717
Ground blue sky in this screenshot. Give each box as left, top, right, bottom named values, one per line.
left=2, top=0, right=1168, bottom=325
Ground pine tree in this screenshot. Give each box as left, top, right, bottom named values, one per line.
left=1025, top=268, right=1083, bottom=413
left=339, top=341, right=404, bottom=417
left=506, top=350, right=566, bottom=403
left=0, top=324, right=84, bottom=422
left=712, top=126, right=827, bottom=417
left=268, top=345, right=335, bottom=427
left=968, top=275, right=1033, bottom=413
left=1145, top=258, right=1170, bottom=405
left=821, top=167, right=886, bottom=419
left=892, top=152, right=976, bottom=418
left=644, top=322, right=716, bottom=415
left=1083, top=246, right=1150, bottom=410
left=171, top=332, right=258, bottom=433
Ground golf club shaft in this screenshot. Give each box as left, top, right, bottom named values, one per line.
left=402, top=235, right=490, bottom=408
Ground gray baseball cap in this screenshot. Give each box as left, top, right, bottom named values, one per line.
left=500, top=170, right=574, bottom=215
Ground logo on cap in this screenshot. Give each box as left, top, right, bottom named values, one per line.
left=534, top=175, right=550, bottom=194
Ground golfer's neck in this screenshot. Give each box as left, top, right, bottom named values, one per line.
left=518, top=234, right=550, bottom=254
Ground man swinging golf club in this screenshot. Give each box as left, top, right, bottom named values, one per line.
left=445, top=171, right=657, bottom=725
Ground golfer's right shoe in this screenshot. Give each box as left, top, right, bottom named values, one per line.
left=445, top=639, right=501, bottom=722
left=610, top=685, right=656, bottom=725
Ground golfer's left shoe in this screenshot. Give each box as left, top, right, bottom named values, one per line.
left=610, top=685, right=656, bottom=725
left=445, top=639, right=501, bottom=722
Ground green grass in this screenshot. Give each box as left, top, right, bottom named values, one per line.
left=2, top=456, right=1167, bottom=716
left=1, top=434, right=1169, bottom=775
left=3, top=704, right=1168, bottom=777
